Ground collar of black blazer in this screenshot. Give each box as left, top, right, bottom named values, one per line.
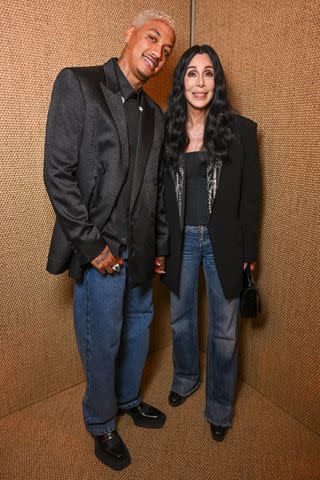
left=102, top=58, right=122, bottom=93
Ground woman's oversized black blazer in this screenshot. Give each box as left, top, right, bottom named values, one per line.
left=162, top=114, right=260, bottom=300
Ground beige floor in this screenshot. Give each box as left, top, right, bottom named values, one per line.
left=1, top=346, right=319, bottom=480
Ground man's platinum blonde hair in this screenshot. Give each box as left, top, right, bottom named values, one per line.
left=132, top=10, right=176, bottom=33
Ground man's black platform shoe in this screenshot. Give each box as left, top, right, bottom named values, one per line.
left=119, top=401, right=166, bottom=428
left=94, top=431, right=131, bottom=470
left=168, top=383, right=201, bottom=407
left=210, top=424, right=229, bottom=442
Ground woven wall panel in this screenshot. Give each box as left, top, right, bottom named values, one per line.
left=196, top=0, right=320, bottom=433
left=0, top=0, right=189, bottom=417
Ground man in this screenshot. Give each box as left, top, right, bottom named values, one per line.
left=44, top=10, right=175, bottom=471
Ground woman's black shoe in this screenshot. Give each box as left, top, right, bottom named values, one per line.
left=168, top=383, right=201, bottom=407
left=168, top=391, right=188, bottom=407
left=210, top=424, right=229, bottom=442
left=94, top=431, right=131, bottom=470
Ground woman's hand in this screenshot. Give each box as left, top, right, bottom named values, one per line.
left=243, top=262, right=256, bottom=271
left=155, top=256, right=166, bottom=274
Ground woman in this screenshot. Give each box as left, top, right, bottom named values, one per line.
left=162, top=45, right=260, bottom=441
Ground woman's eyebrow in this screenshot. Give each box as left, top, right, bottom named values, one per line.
left=186, top=65, right=214, bottom=69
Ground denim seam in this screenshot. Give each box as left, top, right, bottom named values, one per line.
left=205, top=278, right=213, bottom=408
left=203, top=234, right=217, bottom=412
left=192, top=268, right=199, bottom=368
left=84, top=271, right=94, bottom=424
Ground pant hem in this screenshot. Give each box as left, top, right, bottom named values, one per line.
left=87, top=421, right=117, bottom=436
left=171, top=379, right=201, bottom=397
left=118, top=395, right=141, bottom=410
left=204, top=412, right=232, bottom=428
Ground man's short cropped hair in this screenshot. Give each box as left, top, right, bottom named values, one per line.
left=132, top=10, right=176, bottom=33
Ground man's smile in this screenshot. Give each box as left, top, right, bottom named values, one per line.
left=142, top=54, right=158, bottom=69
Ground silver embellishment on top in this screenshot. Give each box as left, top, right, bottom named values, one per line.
left=174, top=155, right=184, bottom=222
left=207, top=160, right=222, bottom=214
left=172, top=155, right=222, bottom=221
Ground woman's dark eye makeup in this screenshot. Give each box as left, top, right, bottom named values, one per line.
left=187, top=69, right=213, bottom=77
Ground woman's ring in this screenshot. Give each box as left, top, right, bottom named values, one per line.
left=112, top=263, right=121, bottom=272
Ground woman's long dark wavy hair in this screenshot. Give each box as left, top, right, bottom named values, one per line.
left=165, top=44, right=235, bottom=171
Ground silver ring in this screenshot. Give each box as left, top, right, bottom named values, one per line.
left=112, top=263, right=121, bottom=272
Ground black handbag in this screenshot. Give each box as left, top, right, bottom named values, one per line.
left=240, top=264, right=261, bottom=318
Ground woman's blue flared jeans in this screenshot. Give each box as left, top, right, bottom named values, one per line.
left=170, top=226, right=239, bottom=427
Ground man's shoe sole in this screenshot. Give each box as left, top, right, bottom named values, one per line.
left=119, top=410, right=166, bottom=429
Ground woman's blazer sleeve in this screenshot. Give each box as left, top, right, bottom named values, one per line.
left=239, top=119, right=260, bottom=262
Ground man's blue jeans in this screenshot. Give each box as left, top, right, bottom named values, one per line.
left=73, top=259, right=153, bottom=435
left=170, top=226, right=239, bottom=427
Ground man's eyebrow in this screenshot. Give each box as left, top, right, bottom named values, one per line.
left=147, top=28, right=161, bottom=36
left=147, top=28, right=173, bottom=48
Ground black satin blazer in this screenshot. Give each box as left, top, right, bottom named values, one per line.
left=44, top=59, right=168, bottom=286
left=162, top=115, right=260, bottom=299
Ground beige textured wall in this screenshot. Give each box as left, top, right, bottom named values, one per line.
left=2, top=0, right=319, bottom=436
left=196, top=0, right=320, bottom=433
left=0, top=0, right=189, bottom=418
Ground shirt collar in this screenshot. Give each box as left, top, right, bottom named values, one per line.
left=113, top=59, right=141, bottom=102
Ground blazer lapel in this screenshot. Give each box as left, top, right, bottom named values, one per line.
left=100, top=60, right=129, bottom=174
left=210, top=133, right=241, bottom=217
left=130, top=94, right=154, bottom=211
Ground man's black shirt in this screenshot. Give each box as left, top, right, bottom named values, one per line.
left=103, top=59, right=142, bottom=256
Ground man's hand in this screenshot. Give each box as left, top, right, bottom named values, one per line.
left=155, top=256, right=166, bottom=274
left=91, top=245, right=123, bottom=275
left=243, top=262, right=256, bottom=271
